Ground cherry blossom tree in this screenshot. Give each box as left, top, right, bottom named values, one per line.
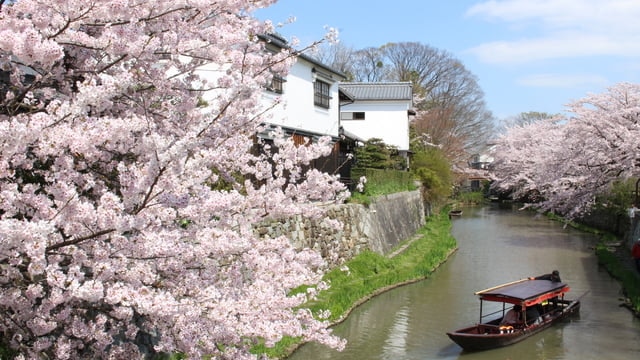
left=489, top=116, right=565, bottom=202
left=491, top=82, right=640, bottom=219
left=0, top=0, right=347, bottom=358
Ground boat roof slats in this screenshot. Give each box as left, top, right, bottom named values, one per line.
left=476, top=280, right=569, bottom=304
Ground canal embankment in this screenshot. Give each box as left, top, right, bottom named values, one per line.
left=286, top=204, right=640, bottom=360
left=261, top=194, right=636, bottom=357
left=255, top=190, right=428, bottom=268
left=255, top=193, right=458, bottom=359
left=549, top=212, right=640, bottom=318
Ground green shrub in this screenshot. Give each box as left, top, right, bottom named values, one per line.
left=353, top=138, right=405, bottom=170
left=411, top=148, right=452, bottom=204
left=350, top=168, right=417, bottom=198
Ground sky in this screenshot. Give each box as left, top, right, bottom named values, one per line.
left=256, top=0, right=640, bottom=120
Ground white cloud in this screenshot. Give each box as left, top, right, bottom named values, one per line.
left=518, top=73, right=609, bottom=88
left=466, top=0, right=640, bottom=28
left=468, top=32, right=640, bottom=64
left=465, top=0, right=640, bottom=64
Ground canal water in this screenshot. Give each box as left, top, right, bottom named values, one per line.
left=288, top=204, right=640, bottom=360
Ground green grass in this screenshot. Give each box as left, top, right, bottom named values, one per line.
left=544, top=212, right=611, bottom=238
left=595, top=244, right=640, bottom=315
left=453, top=191, right=485, bottom=205
left=543, top=212, right=640, bottom=316
left=255, top=210, right=457, bottom=358
left=347, top=169, right=418, bottom=205
left=309, top=212, right=456, bottom=321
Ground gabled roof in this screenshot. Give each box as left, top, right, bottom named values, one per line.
left=258, top=33, right=347, bottom=80
left=339, top=82, right=413, bottom=101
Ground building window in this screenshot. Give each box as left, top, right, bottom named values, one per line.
left=314, top=80, right=331, bottom=108
left=266, top=75, right=285, bottom=94
left=341, top=112, right=365, bottom=120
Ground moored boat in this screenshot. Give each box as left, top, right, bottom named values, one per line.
left=446, top=278, right=582, bottom=351
left=448, top=209, right=463, bottom=217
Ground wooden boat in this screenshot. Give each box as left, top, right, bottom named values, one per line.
left=446, top=278, right=582, bottom=351
left=448, top=209, right=463, bottom=217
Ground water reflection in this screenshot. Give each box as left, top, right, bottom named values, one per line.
left=288, top=204, right=640, bottom=360
left=381, top=305, right=409, bottom=359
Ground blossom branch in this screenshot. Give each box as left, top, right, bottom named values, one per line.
left=46, top=228, right=115, bottom=253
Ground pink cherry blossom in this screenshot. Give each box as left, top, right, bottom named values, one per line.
left=0, top=0, right=346, bottom=358
left=491, top=82, right=640, bottom=219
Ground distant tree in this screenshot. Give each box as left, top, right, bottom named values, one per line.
left=411, top=97, right=493, bottom=167
left=381, top=42, right=452, bottom=98
left=350, top=47, right=388, bottom=82
left=411, top=107, right=466, bottom=162
left=381, top=42, right=494, bottom=161
left=311, top=42, right=356, bottom=80
left=515, top=111, right=555, bottom=125
left=317, top=41, right=495, bottom=165
left=498, top=111, right=556, bottom=133
left=312, top=44, right=387, bottom=82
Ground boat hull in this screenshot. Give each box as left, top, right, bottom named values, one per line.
left=447, top=301, right=580, bottom=351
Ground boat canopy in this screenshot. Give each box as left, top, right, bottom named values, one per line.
left=475, top=279, right=569, bottom=307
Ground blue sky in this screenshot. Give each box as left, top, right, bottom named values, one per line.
left=256, top=0, right=640, bottom=120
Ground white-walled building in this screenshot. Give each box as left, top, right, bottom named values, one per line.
left=195, top=34, right=415, bottom=185
left=260, top=40, right=346, bottom=140
left=339, top=82, right=413, bottom=158
left=257, top=34, right=356, bottom=182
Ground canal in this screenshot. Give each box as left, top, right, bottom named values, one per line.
left=288, top=204, right=640, bottom=360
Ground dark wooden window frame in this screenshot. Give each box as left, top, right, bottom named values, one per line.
left=266, top=75, right=285, bottom=94
left=314, top=80, right=331, bottom=108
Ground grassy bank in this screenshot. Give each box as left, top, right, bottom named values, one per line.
left=594, top=244, right=640, bottom=316
left=256, top=209, right=458, bottom=359
left=545, top=213, right=640, bottom=316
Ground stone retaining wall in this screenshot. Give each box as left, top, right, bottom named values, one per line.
left=579, top=208, right=627, bottom=238
left=255, top=190, right=426, bottom=267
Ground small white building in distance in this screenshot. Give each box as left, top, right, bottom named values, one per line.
left=339, top=82, right=414, bottom=162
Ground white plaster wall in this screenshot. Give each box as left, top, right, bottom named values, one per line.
left=195, top=57, right=341, bottom=139
left=341, top=101, right=410, bottom=151
left=261, top=58, right=341, bottom=138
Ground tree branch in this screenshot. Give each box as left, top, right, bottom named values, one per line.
left=132, top=166, right=166, bottom=215
left=46, top=228, right=115, bottom=252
